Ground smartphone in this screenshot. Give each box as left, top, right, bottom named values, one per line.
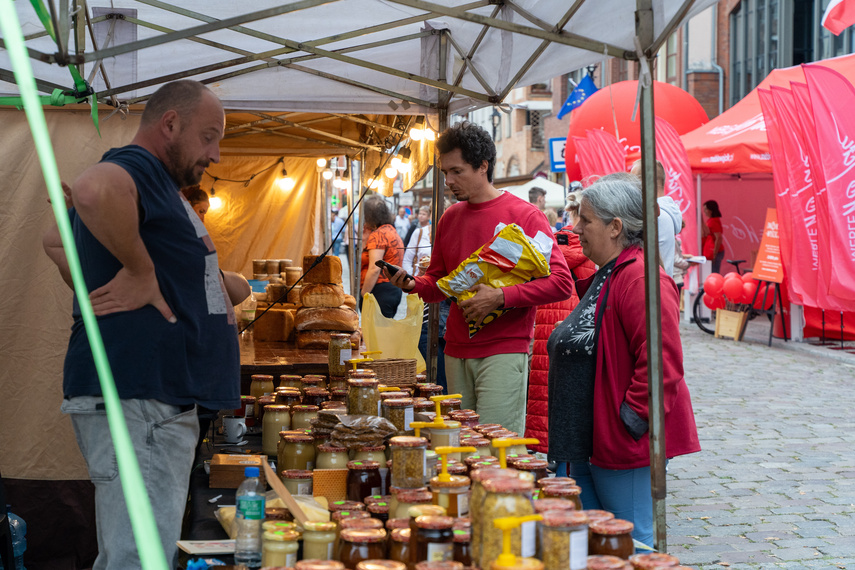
left=375, top=260, right=414, bottom=282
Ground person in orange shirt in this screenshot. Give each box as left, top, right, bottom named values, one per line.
left=360, top=195, right=405, bottom=317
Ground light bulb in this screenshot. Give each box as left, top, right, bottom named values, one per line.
left=209, top=195, right=223, bottom=209
left=316, top=158, right=327, bottom=167
left=410, top=127, right=423, bottom=141
left=369, top=178, right=380, bottom=189
left=277, top=177, right=295, bottom=191
left=390, top=157, right=402, bottom=170
left=384, top=166, right=398, bottom=179
left=424, top=129, right=436, bottom=141
left=322, top=169, right=333, bottom=180
left=397, top=162, right=411, bottom=173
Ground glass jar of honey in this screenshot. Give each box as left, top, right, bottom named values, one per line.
left=348, top=378, right=380, bottom=416
left=540, top=484, right=583, bottom=510
left=389, top=436, right=428, bottom=489
left=382, top=398, right=415, bottom=435
left=347, top=460, right=383, bottom=502
left=414, top=515, right=454, bottom=563
left=353, top=444, right=387, bottom=464
left=262, top=404, right=292, bottom=457
left=589, top=519, right=635, bottom=559
left=302, top=521, right=337, bottom=560
left=628, top=553, right=681, bottom=569
left=538, top=510, right=589, bottom=569
left=338, top=528, right=387, bottom=569
left=317, top=443, right=350, bottom=469
left=304, top=388, right=330, bottom=408
left=388, top=527, right=411, bottom=564
left=261, top=529, right=299, bottom=567
left=279, top=374, right=303, bottom=392
left=280, top=469, right=313, bottom=495
left=479, top=477, right=535, bottom=570
left=292, top=404, right=320, bottom=429
left=452, top=528, right=471, bottom=566
left=430, top=475, right=470, bottom=517
left=329, top=333, right=353, bottom=377
left=278, top=433, right=316, bottom=471
left=250, top=374, right=275, bottom=415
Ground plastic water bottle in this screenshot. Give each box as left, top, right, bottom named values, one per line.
left=0, top=508, right=27, bottom=570
left=233, top=467, right=265, bottom=568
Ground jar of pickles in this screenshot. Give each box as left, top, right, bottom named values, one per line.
left=589, top=519, right=634, bottom=559
left=478, top=477, right=535, bottom=570
left=628, top=553, right=681, bottom=569
left=348, top=378, right=380, bottom=416
left=430, top=475, right=470, bottom=517
left=302, top=521, right=337, bottom=560
left=280, top=469, right=313, bottom=495
left=278, top=433, right=316, bottom=470
left=261, top=529, right=299, bottom=567
left=388, top=527, right=411, bottom=564
left=389, top=436, right=428, bottom=489
left=279, top=374, right=303, bottom=392
left=250, top=374, right=275, bottom=414
left=292, top=404, right=320, bottom=429
left=317, top=444, right=351, bottom=469
left=538, top=510, right=589, bottom=569
left=329, top=333, right=353, bottom=377
left=382, top=398, right=415, bottom=435
left=263, top=404, right=292, bottom=457
left=347, top=460, right=383, bottom=502
left=338, top=528, right=387, bottom=569
left=414, top=515, right=454, bottom=563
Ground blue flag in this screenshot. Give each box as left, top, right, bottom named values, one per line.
left=557, top=74, right=598, bottom=119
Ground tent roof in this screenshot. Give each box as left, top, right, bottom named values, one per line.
left=683, top=52, right=855, bottom=174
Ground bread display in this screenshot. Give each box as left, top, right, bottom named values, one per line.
left=296, top=329, right=361, bottom=350
left=300, top=283, right=345, bottom=308
left=295, top=306, right=359, bottom=332
left=342, top=294, right=357, bottom=310
left=302, top=255, right=342, bottom=284
left=253, top=307, right=287, bottom=342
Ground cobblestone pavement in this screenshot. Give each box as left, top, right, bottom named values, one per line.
left=668, top=320, right=855, bottom=569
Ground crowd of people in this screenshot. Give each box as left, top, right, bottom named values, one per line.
left=43, top=78, right=713, bottom=566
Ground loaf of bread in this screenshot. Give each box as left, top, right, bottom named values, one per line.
left=302, top=255, right=342, bottom=284
left=301, top=283, right=345, bottom=308
left=342, top=294, right=357, bottom=310
left=296, top=329, right=361, bottom=350
left=287, top=285, right=302, bottom=305
left=254, top=307, right=290, bottom=342
left=295, top=306, right=358, bottom=332
left=283, top=309, right=295, bottom=342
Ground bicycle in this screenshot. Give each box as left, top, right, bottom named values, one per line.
left=691, top=258, right=768, bottom=334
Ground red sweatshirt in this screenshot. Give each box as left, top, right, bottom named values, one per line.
left=411, top=192, right=574, bottom=359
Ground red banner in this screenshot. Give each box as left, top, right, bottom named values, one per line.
left=757, top=88, right=800, bottom=303
left=573, top=136, right=598, bottom=182
left=654, top=117, right=698, bottom=256
left=586, top=129, right=627, bottom=175
left=753, top=208, right=785, bottom=283
left=803, top=64, right=855, bottom=301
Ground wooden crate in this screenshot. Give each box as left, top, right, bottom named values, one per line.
left=209, top=454, right=267, bottom=488
left=715, top=309, right=749, bottom=341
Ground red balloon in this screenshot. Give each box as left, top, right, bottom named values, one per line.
left=704, top=273, right=724, bottom=296
left=752, top=284, right=775, bottom=310
left=741, top=271, right=754, bottom=284
left=723, top=277, right=744, bottom=301
left=703, top=293, right=725, bottom=310
left=741, top=281, right=758, bottom=304
left=724, top=271, right=742, bottom=283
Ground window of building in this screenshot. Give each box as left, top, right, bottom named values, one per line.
left=665, top=33, right=679, bottom=84
left=527, top=110, right=546, bottom=151
left=506, top=111, right=513, bottom=137
left=530, top=82, right=551, bottom=95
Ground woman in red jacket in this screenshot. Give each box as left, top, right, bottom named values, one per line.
left=547, top=172, right=700, bottom=549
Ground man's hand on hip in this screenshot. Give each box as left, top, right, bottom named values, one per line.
left=89, top=266, right=176, bottom=322
left=459, top=284, right=504, bottom=328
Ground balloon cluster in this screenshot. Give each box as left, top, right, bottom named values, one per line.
left=703, top=271, right=773, bottom=310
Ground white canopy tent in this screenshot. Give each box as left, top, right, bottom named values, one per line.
left=1, top=0, right=717, bottom=558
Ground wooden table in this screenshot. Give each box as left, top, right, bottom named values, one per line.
left=239, top=337, right=330, bottom=392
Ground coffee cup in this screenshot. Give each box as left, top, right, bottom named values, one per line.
left=222, top=415, right=247, bottom=444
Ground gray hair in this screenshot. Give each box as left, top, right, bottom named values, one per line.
left=580, top=172, right=644, bottom=248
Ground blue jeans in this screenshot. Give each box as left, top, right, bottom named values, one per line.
left=62, top=396, right=199, bottom=570
left=566, top=461, right=654, bottom=549
left=417, top=300, right=450, bottom=391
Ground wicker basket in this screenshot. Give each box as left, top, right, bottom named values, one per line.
left=364, top=358, right=417, bottom=387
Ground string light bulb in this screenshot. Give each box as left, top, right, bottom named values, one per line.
left=316, top=158, right=327, bottom=168
left=410, top=117, right=425, bottom=141
left=277, top=168, right=295, bottom=191
left=322, top=169, right=333, bottom=180
left=209, top=186, right=223, bottom=210
left=384, top=166, right=398, bottom=179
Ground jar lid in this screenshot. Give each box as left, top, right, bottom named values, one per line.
left=356, top=444, right=387, bottom=452
left=413, top=401, right=435, bottom=410
left=304, top=373, right=326, bottom=379
left=240, top=395, right=256, bottom=402
left=482, top=477, right=533, bottom=494
left=415, top=515, right=454, bottom=530
left=386, top=517, right=409, bottom=530
left=322, top=401, right=347, bottom=409
left=484, top=431, right=515, bottom=440
left=332, top=510, right=371, bottom=522
left=469, top=467, right=518, bottom=482
left=585, top=555, right=627, bottom=570
left=390, top=485, right=427, bottom=495
left=364, top=495, right=391, bottom=505
left=538, top=476, right=576, bottom=487
left=281, top=469, right=314, bottom=479
left=262, top=521, right=297, bottom=531
left=544, top=484, right=581, bottom=497
left=628, top=553, right=681, bottom=569
left=591, top=519, right=634, bottom=535
left=305, top=387, right=330, bottom=395
left=413, top=562, right=464, bottom=570
left=331, top=388, right=350, bottom=395
left=475, top=423, right=503, bottom=432
left=407, top=504, right=446, bottom=519
left=318, top=443, right=349, bottom=453
left=330, top=333, right=351, bottom=339
left=581, top=509, right=615, bottom=524
left=367, top=502, right=389, bottom=514
left=380, top=391, right=410, bottom=399
left=541, top=510, right=588, bottom=527
left=463, top=455, right=497, bottom=467
left=439, top=398, right=461, bottom=405
left=295, top=560, right=346, bottom=570
left=430, top=474, right=469, bottom=489
left=329, top=500, right=366, bottom=512
left=339, top=528, right=387, bottom=543
left=280, top=374, right=302, bottom=380
left=389, top=436, right=428, bottom=448
left=263, top=529, right=299, bottom=541
left=391, top=527, right=411, bottom=542
left=445, top=462, right=467, bottom=475
left=264, top=404, right=291, bottom=412
left=418, top=385, right=444, bottom=394
left=292, top=404, right=320, bottom=412
left=452, top=528, right=470, bottom=543
left=453, top=518, right=470, bottom=529
left=347, top=460, right=380, bottom=470
left=514, top=459, right=549, bottom=471
left=356, top=561, right=407, bottom=570
left=533, top=498, right=577, bottom=513
left=303, top=521, right=337, bottom=532
left=348, top=367, right=376, bottom=375
left=283, top=434, right=314, bottom=443
left=251, top=374, right=274, bottom=381
left=348, top=378, right=380, bottom=387
left=464, top=437, right=490, bottom=447
left=394, top=489, right=433, bottom=504
left=257, top=395, right=276, bottom=403
left=382, top=398, right=414, bottom=408
left=302, top=379, right=324, bottom=386
left=341, top=517, right=384, bottom=530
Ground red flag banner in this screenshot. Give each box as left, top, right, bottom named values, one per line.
left=573, top=136, right=598, bottom=182
left=822, top=0, right=855, bottom=35
left=654, top=117, right=698, bottom=256
left=803, top=64, right=855, bottom=301
left=757, top=88, right=800, bottom=303
left=586, top=129, right=627, bottom=176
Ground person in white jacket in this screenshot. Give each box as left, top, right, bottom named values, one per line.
left=402, top=205, right=432, bottom=275
left=630, top=160, right=682, bottom=278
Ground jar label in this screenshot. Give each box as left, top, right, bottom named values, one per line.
left=327, top=542, right=334, bottom=558
left=237, top=496, right=264, bottom=520
left=286, top=552, right=297, bottom=566
left=338, top=348, right=352, bottom=365
left=297, top=482, right=312, bottom=495
left=306, top=461, right=314, bottom=470
left=521, top=521, right=536, bottom=558
left=371, top=486, right=381, bottom=495
left=458, top=493, right=469, bottom=516
left=569, top=529, right=587, bottom=569
left=404, top=407, right=414, bottom=429
left=426, top=541, right=453, bottom=561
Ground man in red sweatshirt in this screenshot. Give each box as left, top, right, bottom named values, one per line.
left=387, top=121, right=574, bottom=436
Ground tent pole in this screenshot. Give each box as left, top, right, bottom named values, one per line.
left=349, top=158, right=360, bottom=298
left=637, top=0, right=668, bottom=555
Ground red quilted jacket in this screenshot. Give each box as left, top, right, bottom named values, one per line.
left=524, top=228, right=596, bottom=453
